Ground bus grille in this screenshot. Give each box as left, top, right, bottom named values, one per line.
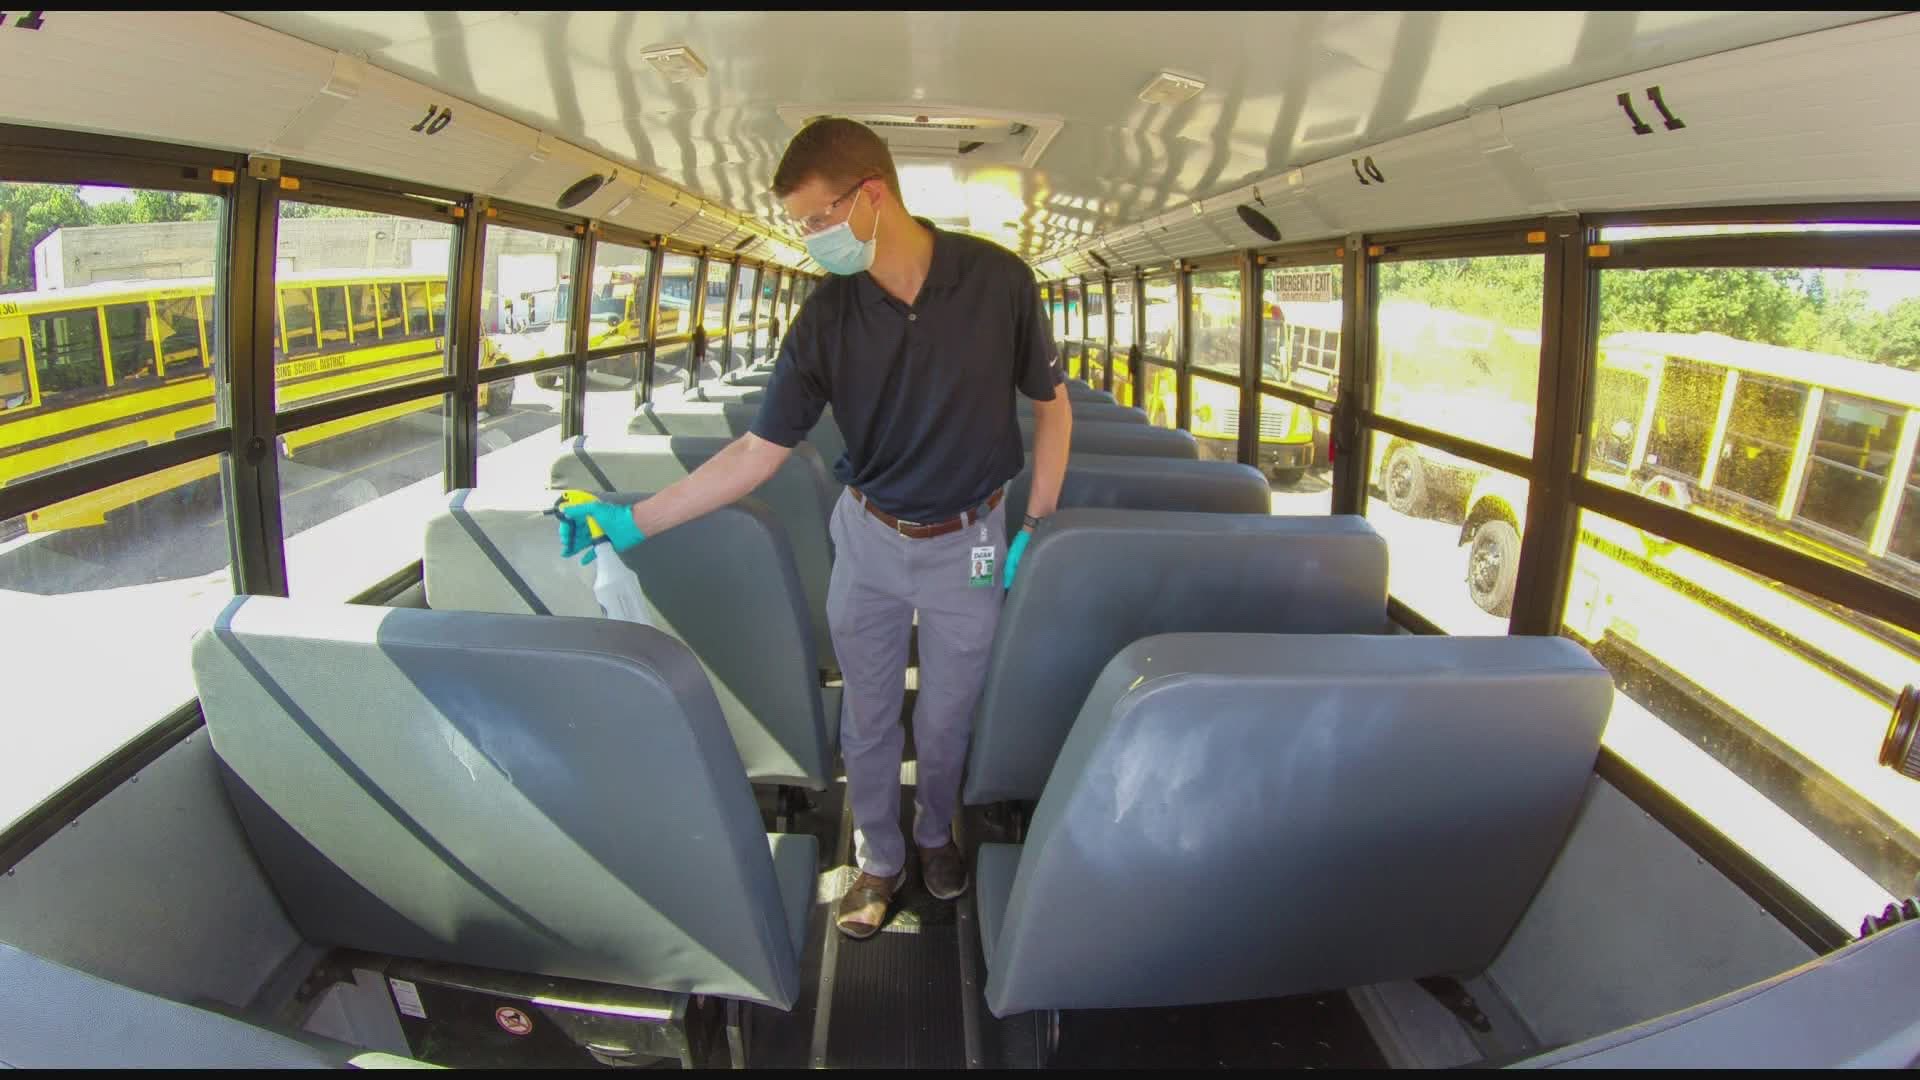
left=1222, top=407, right=1293, bottom=440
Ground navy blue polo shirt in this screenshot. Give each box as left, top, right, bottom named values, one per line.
left=749, top=220, right=1063, bottom=522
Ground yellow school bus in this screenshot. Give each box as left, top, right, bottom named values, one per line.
left=1, top=267, right=510, bottom=533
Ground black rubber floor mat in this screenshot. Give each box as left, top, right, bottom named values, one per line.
left=823, top=911, right=965, bottom=1068
left=821, top=708, right=966, bottom=1070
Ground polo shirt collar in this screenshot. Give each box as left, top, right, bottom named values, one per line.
left=855, top=217, right=958, bottom=307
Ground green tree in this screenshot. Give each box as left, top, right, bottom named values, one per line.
left=1877, top=298, right=1920, bottom=371
left=0, top=183, right=90, bottom=292
left=127, top=190, right=219, bottom=223
left=1598, top=267, right=1814, bottom=345
left=1378, top=255, right=1545, bottom=332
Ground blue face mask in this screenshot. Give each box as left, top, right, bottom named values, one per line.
left=804, top=189, right=877, bottom=276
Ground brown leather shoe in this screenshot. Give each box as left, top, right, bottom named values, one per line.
left=836, top=867, right=907, bottom=940
left=919, top=841, right=969, bottom=901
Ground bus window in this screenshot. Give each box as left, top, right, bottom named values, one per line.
left=733, top=269, right=754, bottom=327
left=1110, top=279, right=1137, bottom=406
left=658, top=253, right=699, bottom=338
left=1189, top=270, right=1241, bottom=377
left=280, top=287, right=317, bottom=356
left=1717, top=376, right=1806, bottom=509
left=314, top=286, right=349, bottom=346
left=103, top=302, right=157, bottom=385
left=1589, top=365, right=1651, bottom=474
left=347, top=284, right=378, bottom=340
left=1889, top=454, right=1920, bottom=565
left=376, top=283, right=405, bottom=337
left=405, top=283, right=431, bottom=334
left=1645, top=358, right=1724, bottom=484
left=154, top=296, right=207, bottom=376
left=29, top=309, right=107, bottom=404
left=1797, top=395, right=1900, bottom=542
left=0, top=337, right=28, bottom=409
left=427, top=280, right=448, bottom=329
left=704, top=260, right=729, bottom=330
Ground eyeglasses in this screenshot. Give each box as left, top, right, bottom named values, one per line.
left=788, top=177, right=875, bottom=238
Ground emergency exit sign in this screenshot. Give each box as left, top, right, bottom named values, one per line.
left=1268, top=270, right=1334, bottom=302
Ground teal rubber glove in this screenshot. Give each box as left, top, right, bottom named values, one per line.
left=1003, top=528, right=1032, bottom=590
left=557, top=500, right=647, bottom=565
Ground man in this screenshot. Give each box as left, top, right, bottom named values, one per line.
left=557, top=117, right=1071, bottom=939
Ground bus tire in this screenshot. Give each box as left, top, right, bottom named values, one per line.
left=1384, top=443, right=1428, bottom=517
left=1467, top=518, right=1520, bottom=618
left=1270, top=467, right=1307, bottom=488
left=483, top=375, right=516, bottom=416
left=534, top=372, right=559, bottom=391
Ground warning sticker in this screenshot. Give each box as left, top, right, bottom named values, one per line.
left=496, top=1006, right=535, bottom=1036
left=388, top=977, right=427, bottom=1020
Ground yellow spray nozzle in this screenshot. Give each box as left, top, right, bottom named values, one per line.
left=553, top=489, right=608, bottom=541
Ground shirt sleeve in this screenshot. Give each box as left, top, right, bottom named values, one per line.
left=748, top=303, right=829, bottom=448
left=1013, top=265, right=1064, bottom=401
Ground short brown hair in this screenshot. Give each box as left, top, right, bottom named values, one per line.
left=771, top=117, right=901, bottom=201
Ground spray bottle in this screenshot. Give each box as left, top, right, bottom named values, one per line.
left=550, top=490, right=652, bottom=626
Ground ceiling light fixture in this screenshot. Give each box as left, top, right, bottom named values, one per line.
left=641, top=44, right=708, bottom=83
left=1138, top=71, right=1205, bottom=106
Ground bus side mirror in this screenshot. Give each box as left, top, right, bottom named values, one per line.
left=1611, top=419, right=1633, bottom=442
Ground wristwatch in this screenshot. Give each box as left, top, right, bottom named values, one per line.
left=1022, top=514, right=1042, bottom=531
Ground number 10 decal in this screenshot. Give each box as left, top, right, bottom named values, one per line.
left=412, top=105, right=454, bottom=136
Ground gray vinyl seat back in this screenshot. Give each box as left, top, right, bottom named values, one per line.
left=189, top=596, right=806, bottom=1009
left=1514, top=920, right=1920, bottom=1069
left=964, top=510, right=1389, bottom=805
left=978, top=632, right=1613, bottom=1017
left=1004, top=454, right=1271, bottom=529
left=1065, top=380, right=1114, bottom=403
left=422, top=488, right=833, bottom=789
left=686, top=382, right=763, bottom=403
left=1017, top=397, right=1148, bottom=425
left=1019, top=416, right=1198, bottom=459
left=551, top=435, right=838, bottom=673
left=633, top=401, right=848, bottom=488
left=631, top=400, right=761, bottom=439
left=0, top=941, right=345, bottom=1068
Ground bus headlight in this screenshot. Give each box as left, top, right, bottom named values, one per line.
left=1881, top=685, right=1920, bottom=781
left=1195, top=404, right=1213, bottom=424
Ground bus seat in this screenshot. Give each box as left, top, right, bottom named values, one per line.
left=631, top=402, right=848, bottom=483
left=1004, top=454, right=1271, bottom=528
left=550, top=435, right=838, bottom=676
left=964, top=510, right=1389, bottom=806
left=631, top=400, right=761, bottom=438
left=1019, top=416, right=1199, bottom=459
left=1065, top=380, right=1115, bottom=404
left=1512, top=919, right=1920, bottom=1068
left=1017, top=397, right=1149, bottom=424
left=0, top=941, right=348, bottom=1068
left=687, top=382, right=763, bottom=403
left=422, top=489, right=836, bottom=791
left=190, top=598, right=814, bottom=1010
left=724, top=370, right=774, bottom=387
left=977, top=632, right=1612, bottom=1018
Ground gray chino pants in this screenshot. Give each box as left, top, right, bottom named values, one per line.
left=826, top=487, right=1005, bottom=878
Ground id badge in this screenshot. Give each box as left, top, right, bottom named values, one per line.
left=969, top=545, right=995, bottom=588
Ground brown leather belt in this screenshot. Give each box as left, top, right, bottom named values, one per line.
left=849, top=486, right=1005, bottom=540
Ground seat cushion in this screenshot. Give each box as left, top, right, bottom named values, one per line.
left=0, top=943, right=340, bottom=1069
left=767, top=834, right=820, bottom=964
left=974, top=842, right=1022, bottom=974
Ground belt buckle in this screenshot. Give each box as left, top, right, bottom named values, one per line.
left=893, top=515, right=922, bottom=536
